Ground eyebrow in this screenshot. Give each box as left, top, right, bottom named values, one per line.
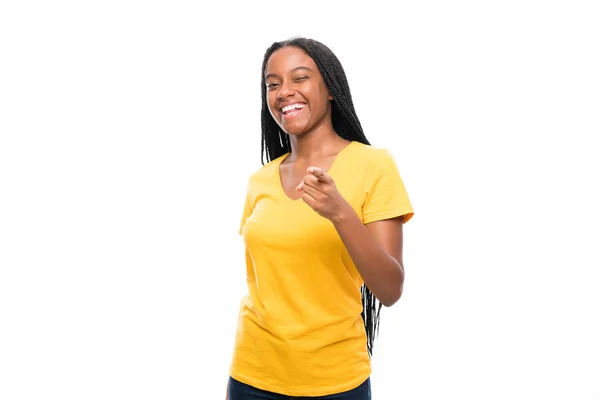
left=265, top=66, right=313, bottom=80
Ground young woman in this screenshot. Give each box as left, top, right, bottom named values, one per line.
left=226, top=37, right=414, bottom=399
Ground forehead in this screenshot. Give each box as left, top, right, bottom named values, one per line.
left=265, top=46, right=318, bottom=76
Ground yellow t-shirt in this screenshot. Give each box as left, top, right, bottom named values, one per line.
left=230, top=141, right=413, bottom=397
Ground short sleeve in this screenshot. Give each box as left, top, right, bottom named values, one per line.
left=362, top=149, right=414, bottom=224
left=239, top=180, right=253, bottom=235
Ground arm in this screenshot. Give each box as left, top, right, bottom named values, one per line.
left=297, top=166, right=407, bottom=307
left=332, top=206, right=404, bottom=307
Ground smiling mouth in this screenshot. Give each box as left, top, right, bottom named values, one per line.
left=281, top=103, right=306, bottom=120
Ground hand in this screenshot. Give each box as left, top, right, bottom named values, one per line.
left=295, top=167, right=349, bottom=221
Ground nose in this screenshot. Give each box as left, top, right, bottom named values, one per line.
left=277, top=79, right=295, bottom=100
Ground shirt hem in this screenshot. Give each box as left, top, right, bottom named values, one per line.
left=229, top=369, right=371, bottom=397
left=364, top=208, right=414, bottom=225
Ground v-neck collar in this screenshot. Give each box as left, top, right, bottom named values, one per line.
left=274, top=141, right=356, bottom=202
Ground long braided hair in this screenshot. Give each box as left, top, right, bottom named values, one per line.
left=260, top=37, right=382, bottom=356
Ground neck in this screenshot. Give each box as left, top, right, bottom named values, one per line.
left=288, top=124, right=348, bottom=161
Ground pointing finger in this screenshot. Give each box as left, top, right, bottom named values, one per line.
left=307, top=167, right=330, bottom=183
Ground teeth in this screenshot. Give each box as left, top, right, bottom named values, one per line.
left=282, top=103, right=305, bottom=113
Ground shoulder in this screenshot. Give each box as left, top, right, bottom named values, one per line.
left=349, top=141, right=398, bottom=169
left=244, top=153, right=288, bottom=189
left=252, top=154, right=287, bottom=178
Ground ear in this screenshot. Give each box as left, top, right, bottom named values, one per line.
left=328, top=94, right=334, bottom=101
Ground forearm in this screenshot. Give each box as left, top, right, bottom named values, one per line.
left=331, top=202, right=404, bottom=307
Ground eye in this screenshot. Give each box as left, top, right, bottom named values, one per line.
left=294, top=76, right=309, bottom=82
left=266, top=82, right=279, bottom=90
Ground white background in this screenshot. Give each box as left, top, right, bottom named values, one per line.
left=1, top=1, right=599, bottom=399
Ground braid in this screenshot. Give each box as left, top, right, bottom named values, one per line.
left=260, top=37, right=383, bottom=357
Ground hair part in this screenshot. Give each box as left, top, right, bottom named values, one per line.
left=260, top=36, right=383, bottom=356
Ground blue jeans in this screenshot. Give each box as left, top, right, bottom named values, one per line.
left=227, top=376, right=371, bottom=399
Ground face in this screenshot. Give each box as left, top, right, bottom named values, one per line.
left=264, top=46, right=333, bottom=136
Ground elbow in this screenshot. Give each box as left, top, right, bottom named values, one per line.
left=381, top=284, right=403, bottom=307
left=368, top=257, right=404, bottom=307
left=381, top=259, right=404, bottom=307
left=381, top=299, right=396, bottom=308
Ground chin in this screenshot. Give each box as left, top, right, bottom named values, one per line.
left=280, top=123, right=310, bottom=137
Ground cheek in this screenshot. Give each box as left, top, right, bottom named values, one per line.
left=266, top=94, right=279, bottom=116
left=310, top=86, right=330, bottom=109
left=319, top=86, right=332, bottom=104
